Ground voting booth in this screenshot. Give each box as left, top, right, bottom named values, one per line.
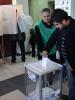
left=0, top=5, right=22, bottom=57
left=0, top=5, right=33, bottom=58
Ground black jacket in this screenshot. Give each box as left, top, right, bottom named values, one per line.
left=45, top=17, right=75, bottom=76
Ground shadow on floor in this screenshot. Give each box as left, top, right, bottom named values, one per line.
left=0, top=73, right=34, bottom=96
left=0, top=73, right=68, bottom=100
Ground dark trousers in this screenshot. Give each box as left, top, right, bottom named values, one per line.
left=65, top=60, right=75, bottom=100
left=31, top=43, right=35, bottom=57
left=11, top=40, right=25, bottom=61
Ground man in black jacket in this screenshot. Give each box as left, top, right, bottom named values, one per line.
left=43, top=9, right=75, bottom=100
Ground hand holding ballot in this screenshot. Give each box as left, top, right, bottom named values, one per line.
left=42, top=51, right=48, bottom=57
left=42, top=51, right=48, bottom=69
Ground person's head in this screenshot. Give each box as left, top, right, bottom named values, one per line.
left=41, top=8, right=51, bottom=24
left=51, top=9, right=70, bottom=30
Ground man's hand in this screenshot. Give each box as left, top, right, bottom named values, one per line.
left=42, top=51, right=48, bottom=57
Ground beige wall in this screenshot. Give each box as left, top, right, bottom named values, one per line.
left=29, top=0, right=54, bottom=24
left=16, top=0, right=29, bottom=15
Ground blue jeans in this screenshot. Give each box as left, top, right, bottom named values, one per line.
left=68, top=71, right=75, bottom=100
left=65, top=60, right=75, bottom=100
left=62, top=63, right=67, bottom=81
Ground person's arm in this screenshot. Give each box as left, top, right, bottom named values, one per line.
left=42, top=29, right=58, bottom=57
left=45, top=29, right=58, bottom=52
left=67, top=27, right=75, bottom=71
left=35, top=25, right=44, bottom=52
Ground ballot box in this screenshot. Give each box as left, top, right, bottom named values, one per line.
left=24, top=58, right=63, bottom=100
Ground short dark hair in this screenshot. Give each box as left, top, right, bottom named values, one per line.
left=51, top=9, right=68, bottom=23
left=41, top=8, right=50, bottom=13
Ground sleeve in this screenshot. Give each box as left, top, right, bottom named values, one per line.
left=44, top=29, right=58, bottom=53
left=67, top=27, right=75, bottom=70
left=35, top=25, right=44, bottom=52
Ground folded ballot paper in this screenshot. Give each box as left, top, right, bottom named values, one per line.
left=42, top=57, right=49, bottom=69
left=28, top=57, right=50, bottom=82
left=28, top=71, right=36, bottom=82
left=27, top=87, right=60, bottom=100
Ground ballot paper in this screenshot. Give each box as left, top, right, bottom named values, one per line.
left=42, top=57, right=48, bottom=69
left=28, top=87, right=60, bottom=100
left=28, top=71, right=36, bottom=82
left=41, top=57, right=53, bottom=70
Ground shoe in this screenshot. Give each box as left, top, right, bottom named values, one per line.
left=32, top=53, right=35, bottom=57
left=38, top=56, right=42, bottom=60
left=21, top=57, right=26, bottom=62
left=11, top=60, right=16, bottom=63
left=22, top=59, right=25, bottom=62
left=32, top=55, right=35, bottom=57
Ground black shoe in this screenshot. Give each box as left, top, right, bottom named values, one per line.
left=22, top=59, right=25, bottom=62
left=11, top=60, right=16, bottom=63
left=38, top=56, right=42, bottom=60
left=32, top=55, right=35, bottom=57
left=32, top=53, right=35, bottom=57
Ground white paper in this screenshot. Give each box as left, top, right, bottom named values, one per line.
left=42, top=57, right=48, bottom=69
left=28, top=87, right=59, bottom=100
left=28, top=71, right=36, bottom=82
left=56, top=50, right=60, bottom=60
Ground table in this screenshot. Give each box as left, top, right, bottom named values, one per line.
left=24, top=58, right=63, bottom=100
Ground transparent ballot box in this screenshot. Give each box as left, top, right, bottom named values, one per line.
left=24, top=58, right=63, bottom=100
